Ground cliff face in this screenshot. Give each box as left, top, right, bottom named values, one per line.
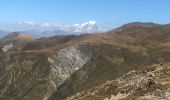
left=0, top=37, right=92, bottom=100
left=48, top=44, right=92, bottom=89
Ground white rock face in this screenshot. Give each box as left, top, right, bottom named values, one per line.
left=104, top=93, right=130, bottom=100
left=48, top=45, right=92, bottom=89
left=2, top=44, right=14, bottom=52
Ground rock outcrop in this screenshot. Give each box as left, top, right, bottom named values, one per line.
left=65, top=63, right=170, bottom=100
left=48, top=45, right=92, bottom=89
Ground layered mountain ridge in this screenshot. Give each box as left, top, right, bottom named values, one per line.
left=0, top=22, right=170, bottom=100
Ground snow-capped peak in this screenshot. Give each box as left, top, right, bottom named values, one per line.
left=13, top=20, right=107, bottom=37
left=73, top=20, right=96, bottom=27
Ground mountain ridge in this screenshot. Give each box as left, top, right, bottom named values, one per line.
left=0, top=22, right=170, bottom=100
left=49, top=22, right=170, bottom=100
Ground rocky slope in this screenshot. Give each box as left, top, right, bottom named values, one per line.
left=0, top=45, right=92, bottom=100
left=49, top=22, right=170, bottom=100
left=47, top=44, right=92, bottom=91
left=0, top=33, right=92, bottom=100
left=65, top=62, right=170, bottom=100
left=1, top=22, right=170, bottom=100
left=0, top=32, right=33, bottom=53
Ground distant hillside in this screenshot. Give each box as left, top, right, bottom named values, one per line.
left=0, top=32, right=34, bottom=53
left=0, top=29, right=9, bottom=38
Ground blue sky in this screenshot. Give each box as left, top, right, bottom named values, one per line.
left=0, top=0, right=170, bottom=31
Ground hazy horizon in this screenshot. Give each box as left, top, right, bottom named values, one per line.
left=0, top=0, right=170, bottom=32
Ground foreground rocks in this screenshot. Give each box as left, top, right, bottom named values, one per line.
left=66, top=63, right=170, bottom=100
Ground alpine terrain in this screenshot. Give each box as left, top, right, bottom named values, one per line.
left=0, top=22, right=170, bottom=100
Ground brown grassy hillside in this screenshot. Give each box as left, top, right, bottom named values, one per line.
left=49, top=22, right=170, bottom=100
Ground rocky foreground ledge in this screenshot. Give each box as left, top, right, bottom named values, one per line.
left=66, top=63, right=170, bottom=100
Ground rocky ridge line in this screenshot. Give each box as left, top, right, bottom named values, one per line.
left=66, top=63, right=170, bottom=100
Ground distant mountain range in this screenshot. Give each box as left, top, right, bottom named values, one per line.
left=0, top=20, right=107, bottom=38
left=23, top=21, right=101, bottom=37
